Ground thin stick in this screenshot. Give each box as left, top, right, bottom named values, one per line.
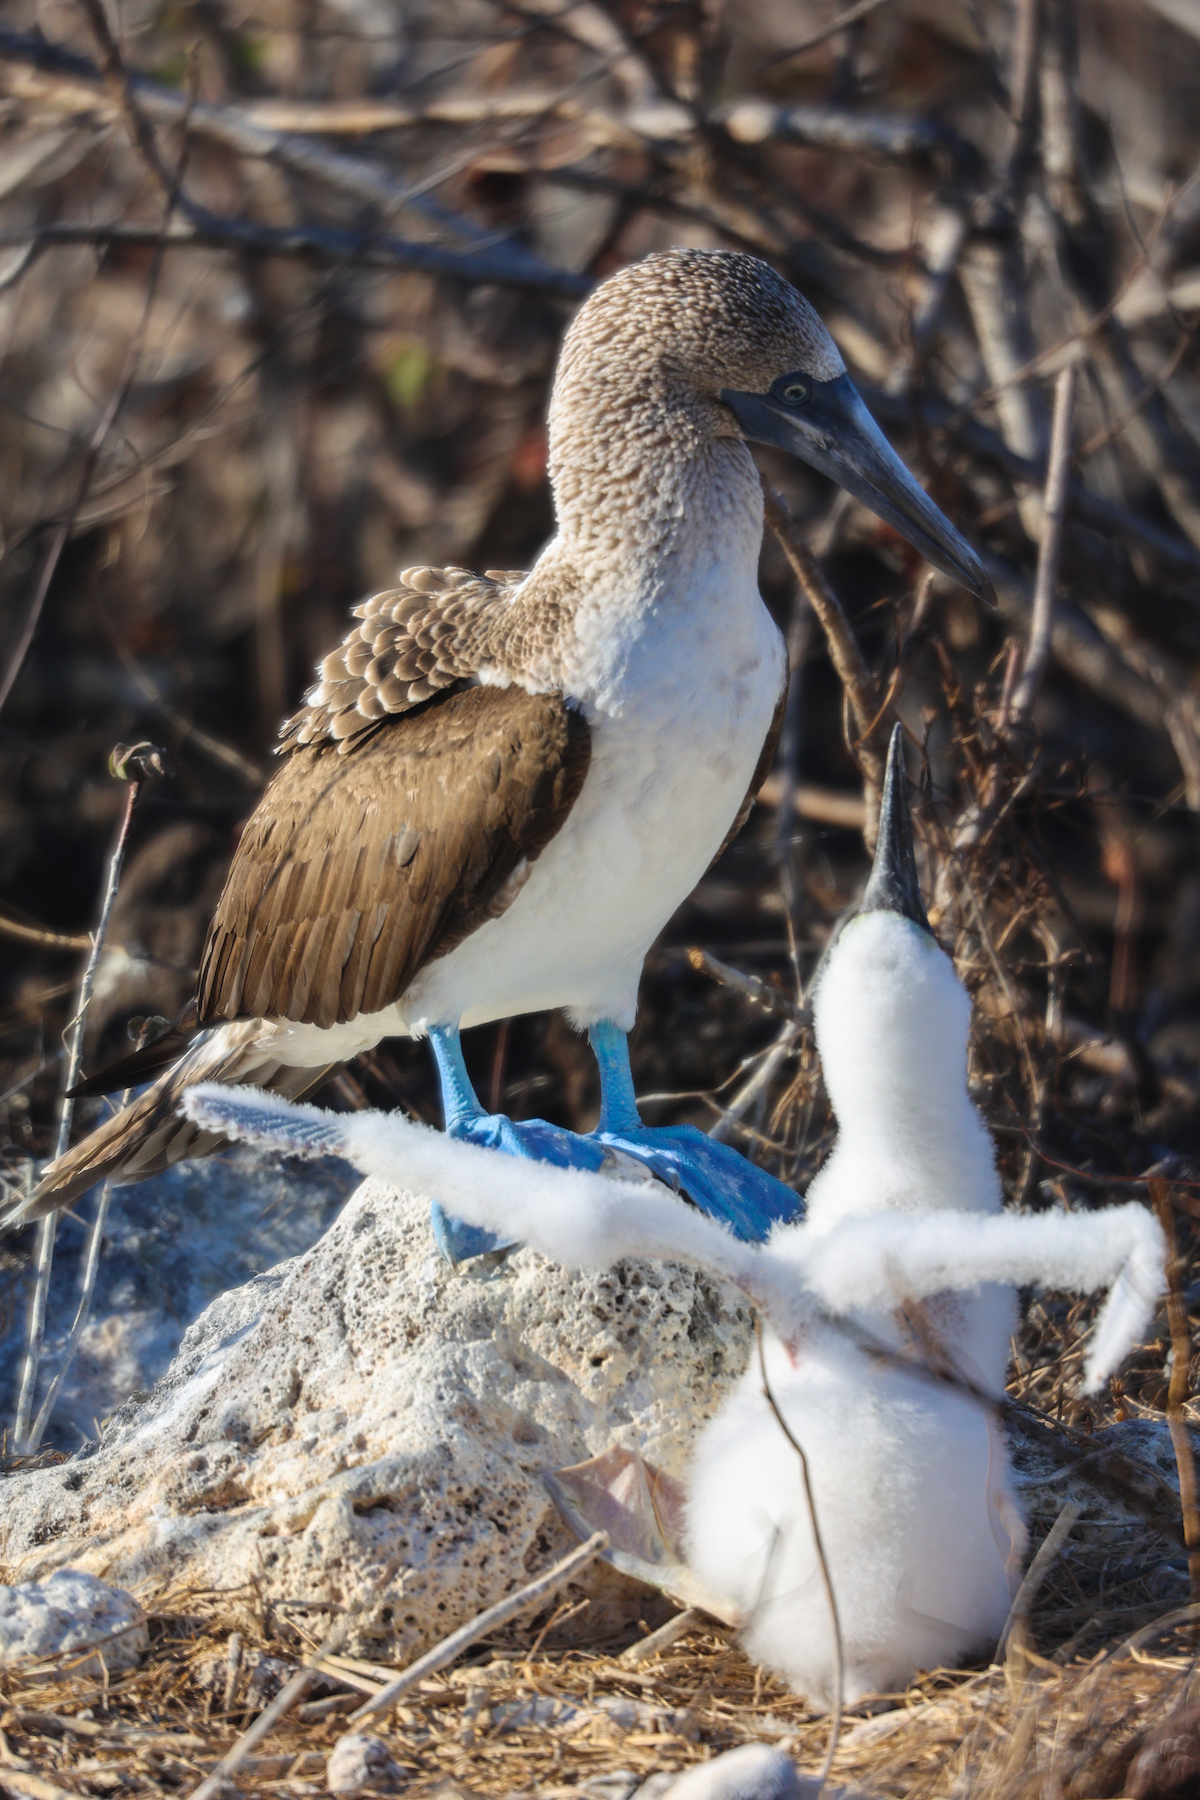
left=997, top=1497, right=1082, bottom=1671
left=187, top=1556, right=405, bottom=1800
left=761, top=481, right=877, bottom=749
left=0, top=910, right=91, bottom=952
left=686, top=948, right=808, bottom=1024
left=1150, top=1179, right=1200, bottom=1609
left=760, top=479, right=884, bottom=825
left=707, top=1022, right=803, bottom=1144
left=759, top=0, right=898, bottom=68
left=756, top=1322, right=842, bottom=1785
left=1009, top=365, right=1077, bottom=724
left=11, top=745, right=168, bottom=1450
left=348, top=1531, right=608, bottom=1727
left=0, top=62, right=196, bottom=722
left=28, top=1012, right=158, bottom=1450
left=0, top=1771, right=79, bottom=1800
left=620, top=1607, right=708, bottom=1666
left=76, top=0, right=187, bottom=207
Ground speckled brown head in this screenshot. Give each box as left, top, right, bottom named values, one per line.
left=549, top=248, right=992, bottom=604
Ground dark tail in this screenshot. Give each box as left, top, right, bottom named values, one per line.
left=5, top=1022, right=338, bottom=1227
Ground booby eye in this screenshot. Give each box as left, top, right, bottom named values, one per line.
left=775, top=378, right=810, bottom=407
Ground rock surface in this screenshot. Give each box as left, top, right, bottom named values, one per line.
left=326, top=1732, right=409, bottom=1794
left=0, top=1148, right=358, bottom=1449
left=0, top=1569, right=147, bottom=1676
left=0, top=1176, right=752, bottom=1659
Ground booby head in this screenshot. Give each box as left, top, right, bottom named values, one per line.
left=548, top=248, right=991, bottom=603
left=812, top=725, right=973, bottom=1134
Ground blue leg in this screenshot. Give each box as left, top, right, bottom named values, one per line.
left=588, top=1021, right=802, bottom=1243
left=426, top=1025, right=607, bottom=1266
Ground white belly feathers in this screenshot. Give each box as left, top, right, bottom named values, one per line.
left=405, top=575, right=785, bottom=1033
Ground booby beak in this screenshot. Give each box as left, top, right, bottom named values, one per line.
left=860, top=723, right=931, bottom=932
left=720, top=372, right=995, bottom=606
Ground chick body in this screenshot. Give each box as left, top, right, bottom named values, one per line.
left=684, top=909, right=1024, bottom=1706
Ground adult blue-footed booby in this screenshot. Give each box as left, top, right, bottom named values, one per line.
left=14, top=250, right=991, bottom=1259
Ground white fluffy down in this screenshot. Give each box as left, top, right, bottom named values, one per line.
left=686, top=1328, right=1022, bottom=1709
left=181, top=915, right=1165, bottom=1709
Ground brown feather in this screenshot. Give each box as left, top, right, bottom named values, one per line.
left=197, top=684, right=591, bottom=1029
left=67, top=1002, right=200, bottom=1097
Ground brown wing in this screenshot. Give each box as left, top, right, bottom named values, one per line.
left=198, top=684, right=591, bottom=1030
left=280, top=565, right=525, bottom=754
left=706, top=677, right=788, bottom=872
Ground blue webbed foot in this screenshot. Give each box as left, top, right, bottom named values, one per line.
left=433, top=1109, right=613, bottom=1265
left=426, top=1028, right=613, bottom=1265
left=591, top=1121, right=801, bottom=1244
left=587, top=1020, right=802, bottom=1244
left=429, top=1199, right=507, bottom=1267
left=425, top=1020, right=804, bottom=1266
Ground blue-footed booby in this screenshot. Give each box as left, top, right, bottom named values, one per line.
left=182, top=727, right=1166, bottom=1703
left=14, top=250, right=991, bottom=1258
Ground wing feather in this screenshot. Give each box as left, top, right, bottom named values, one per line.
left=197, top=684, right=591, bottom=1028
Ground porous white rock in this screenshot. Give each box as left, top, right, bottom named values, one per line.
left=0, top=1148, right=357, bottom=1450
left=0, top=1569, right=147, bottom=1676
left=0, top=1178, right=751, bottom=1660
left=326, top=1732, right=407, bottom=1794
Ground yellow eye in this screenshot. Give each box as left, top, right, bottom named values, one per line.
left=781, top=381, right=809, bottom=405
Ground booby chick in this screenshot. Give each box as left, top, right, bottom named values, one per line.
left=14, top=251, right=992, bottom=1260
left=181, top=726, right=1166, bottom=1705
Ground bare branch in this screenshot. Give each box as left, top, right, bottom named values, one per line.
left=1009, top=363, right=1076, bottom=724
left=75, top=0, right=188, bottom=210
left=12, top=744, right=169, bottom=1451
left=686, top=947, right=809, bottom=1025
left=1150, top=1181, right=1200, bottom=1609
left=760, top=477, right=885, bottom=815
left=0, top=218, right=591, bottom=297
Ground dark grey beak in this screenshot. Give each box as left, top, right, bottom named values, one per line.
left=861, top=723, right=930, bottom=930
left=721, top=371, right=995, bottom=606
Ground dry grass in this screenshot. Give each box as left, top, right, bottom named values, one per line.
left=1, top=1578, right=1197, bottom=1798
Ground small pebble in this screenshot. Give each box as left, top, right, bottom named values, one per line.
left=0, top=1570, right=148, bottom=1678
left=326, top=1732, right=406, bottom=1795
left=648, top=1745, right=803, bottom=1800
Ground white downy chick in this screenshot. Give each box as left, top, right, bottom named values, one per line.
left=686, top=727, right=1021, bottom=1703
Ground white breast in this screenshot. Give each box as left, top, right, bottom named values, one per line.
left=397, top=557, right=785, bottom=1035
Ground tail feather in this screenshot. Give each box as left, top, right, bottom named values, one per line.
left=4, top=1025, right=339, bottom=1228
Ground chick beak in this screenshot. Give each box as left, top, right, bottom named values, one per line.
left=721, top=371, right=995, bottom=607
left=860, top=724, right=931, bottom=930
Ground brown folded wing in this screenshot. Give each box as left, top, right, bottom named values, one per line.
left=197, top=684, right=591, bottom=1030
